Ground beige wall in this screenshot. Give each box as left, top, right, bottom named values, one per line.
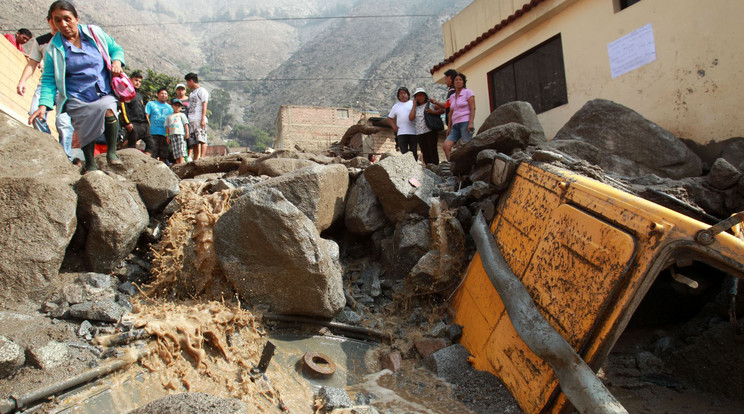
left=0, top=37, right=58, bottom=136
left=434, top=0, right=744, bottom=144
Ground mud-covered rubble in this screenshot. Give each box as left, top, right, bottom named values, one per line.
left=1, top=95, right=744, bottom=413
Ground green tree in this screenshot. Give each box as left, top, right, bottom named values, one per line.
left=209, top=89, right=232, bottom=128
left=128, top=69, right=180, bottom=103
left=228, top=124, right=272, bottom=151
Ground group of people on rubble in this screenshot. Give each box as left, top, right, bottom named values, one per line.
left=387, top=69, right=475, bottom=165
left=12, top=0, right=209, bottom=173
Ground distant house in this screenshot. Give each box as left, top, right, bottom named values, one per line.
left=430, top=0, right=744, bottom=144
left=274, top=105, right=364, bottom=153
left=274, top=105, right=398, bottom=156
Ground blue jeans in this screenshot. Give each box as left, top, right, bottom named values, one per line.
left=446, top=121, right=473, bottom=143
left=56, top=113, right=74, bottom=159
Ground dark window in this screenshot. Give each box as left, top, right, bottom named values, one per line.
left=487, top=34, right=567, bottom=114
left=616, top=0, right=642, bottom=12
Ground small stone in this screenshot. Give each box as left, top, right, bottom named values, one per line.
left=427, top=322, right=447, bottom=337
left=78, top=320, right=93, bottom=338
left=414, top=338, right=447, bottom=358
left=63, top=284, right=86, bottom=304
left=445, top=324, right=463, bottom=343
left=336, top=309, right=362, bottom=325
left=380, top=351, right=402, bottom=373
left=0, top=336, right=25, bottom=378
left=491, top=153, right=517, bottom=190
left=318, top=386, right=352, bottom=410
left=27, top=341, right=68, bottom=370
left=531, top=149, right=564, bottom=162
left=69, top=300, right=126, bottom=323
left=83, top=272, right=113, bottom=290
left=118, top=281, right=138, bottom=296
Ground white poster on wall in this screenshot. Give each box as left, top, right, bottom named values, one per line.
left=607, top=23, right=657, bottom=79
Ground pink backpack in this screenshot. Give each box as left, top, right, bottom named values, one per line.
left=88, top=26, right=136, bottom=103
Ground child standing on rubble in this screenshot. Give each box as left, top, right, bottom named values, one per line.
left=165, top=98, right=189, bottom=165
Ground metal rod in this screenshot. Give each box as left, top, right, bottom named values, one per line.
left=1, top=346, right=151, bottom=414
left=470, top=212, right=628, bottom=414
left=262, top=313, right=388, bottom=342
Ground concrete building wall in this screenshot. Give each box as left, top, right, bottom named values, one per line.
left=0, top=37, right=58, bottom=136
left=433, top=0, right=744, bottom=144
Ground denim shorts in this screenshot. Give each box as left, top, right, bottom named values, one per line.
left=445, top=121, right=473, bottom=143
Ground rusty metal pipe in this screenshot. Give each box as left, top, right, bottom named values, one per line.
left=0, top=346, right=151, bottom=414
left=470, top=212, right=628, bottom=414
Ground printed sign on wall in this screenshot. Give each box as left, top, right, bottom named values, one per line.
left=607, top=23, right=657, bottom=79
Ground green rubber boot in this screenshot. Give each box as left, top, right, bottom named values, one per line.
left=105, top=115, right=122, bottom=166
left=82, top=141, right=98, bottom=172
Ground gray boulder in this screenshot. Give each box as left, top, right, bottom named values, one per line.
left=385, top=217, right=431, bottom=280
left=128, top=392, right=248, bottom=414
left=257, top=158, right=318, bottom=177
left=76, top=172, right=149, bottom=273
left=253, top=164, right=348, bottom=232
left=450, top=123, right=531, bottom=175
left=552, top=99, right=702, bottom=179
left=0, top=336, right=24, bottom=378
left=408, top=210, right=466, bottom=294
left=99, top=148, right=179, bottom=211
left=477, top=101, right=546, bottom=145
left=345, top=174, right=388, bottom=235
left=215, top=188, right=344, bottom=317
left=707, top=158, right=741, bottom=190
left=0, top=112, right=79, bottom=300
left=364, top=153, right=442, bottom=222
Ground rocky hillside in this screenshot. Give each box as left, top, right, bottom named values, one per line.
left=2, top=0, right=470, bottom=131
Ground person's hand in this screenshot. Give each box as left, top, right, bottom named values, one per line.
left=201, top=118, right=206, bottom=129
left=29, top=106, right=46, bottom=126
left=17, top=81, right=26, bottom=96
left=125, top=123, right=133, bottom=132
left=111, top=60, right=123, bottom=77
left=166, top=137, right=171, bottom=144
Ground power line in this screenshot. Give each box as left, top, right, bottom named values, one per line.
left=2, top=13, right=436, bottom=32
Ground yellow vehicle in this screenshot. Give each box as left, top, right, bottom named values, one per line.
left=452, top=162, right=744, bottom=413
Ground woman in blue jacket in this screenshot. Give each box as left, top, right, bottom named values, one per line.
left=29, top=0, right=125, bottom=172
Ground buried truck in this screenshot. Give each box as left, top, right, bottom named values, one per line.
left=453, top=161, right=744, bottom=413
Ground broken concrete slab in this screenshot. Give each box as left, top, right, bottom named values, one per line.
left=477, top=101, right=547, bottom=145
left=422, top=344, right=470, bottom=383
left=364, top=153, right=442, bottom=222
left=215, top=188, right=345, bottom=318
left=27, top=340, right=68, bottom=370
left=450, top=123, right=531, bottom=175
left=0, top=335, right=24, bottom=378
left=76, top=172, right=149, bottom=273
left=98, top=149, right=180, bottom=211
left=318, top=386, right=353, bottom=411
left=491, top=153, right=518, bottom=190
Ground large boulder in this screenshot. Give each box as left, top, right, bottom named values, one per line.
left=345, top=174, right=388, bottom=235
left=252, top=164, right=348, bottom=232
left=214, top=188, right=344, bottom=317
left=0, top=112, right=79, bottom=300
left=257, top=158, right=318, bottom=177
left=385, top=217, right=431, bottom=280
left=552, top=99, right=702, bottom=179
left=76, top=172, right=149, bottom=273
left=477, top=101, right=546, bottom=145
left=408, top=209, right=467, bottom=294
left=450, top=123, right=531, bottom=175
left=98, top=149, right=179, bottom=211
left=364, top=153, right=442, bottom=222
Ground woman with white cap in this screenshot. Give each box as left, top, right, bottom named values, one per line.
left=409, top=87, right=443, bottom=165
